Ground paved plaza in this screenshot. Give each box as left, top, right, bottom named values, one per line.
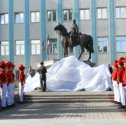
left=0, top=91, right=126, bottom=126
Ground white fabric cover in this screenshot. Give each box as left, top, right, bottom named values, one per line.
left=24, top=73, right=40, bottom=92
left=24, top=56, right=112, bottom=92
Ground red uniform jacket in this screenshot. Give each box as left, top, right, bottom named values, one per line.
left=6, top=70, right=12, bottom=85
left=0, top=73, right=2, bottom=88
left=117, top=67, right=125, bottom=84
left=0, top=70, right=6, bottom=88
left=19, top=71, right=26, bottom=86
left=112, top=69, right=118, bottom=81
left=123, top=69, right=126, bottom=86
left=11, top=72, right=15, bottom=82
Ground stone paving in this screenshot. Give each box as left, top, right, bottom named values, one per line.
left=0, top=91, right=126, bottom=120
left=0, top=91, right=126, bottom=126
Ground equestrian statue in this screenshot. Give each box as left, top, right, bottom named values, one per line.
left=54, top=19, right=94, bottom=61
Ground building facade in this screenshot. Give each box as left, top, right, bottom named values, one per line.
left=0, top=0, right=126, bottom=70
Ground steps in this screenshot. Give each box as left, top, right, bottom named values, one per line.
left=24, top=91, right=114, bottom=103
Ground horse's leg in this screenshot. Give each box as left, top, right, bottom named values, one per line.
left=63, top=48, right=65, bottom=57
left=87, top=51, right=91, bottom=61
left=66, top=47, right=68, bottom=57
left=78, top=48, right=84, bottom=59
left=64, top=48, right=66, bottom=57
left=64, top=48, right=68, bottom=57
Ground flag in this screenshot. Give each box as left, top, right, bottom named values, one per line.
left=47, top=39, right=50, bottom=48
left=47, top=39, right=50, bottom=54
left=47, top=34, right=50, bottom=48
left=47, top=34, right=50, bottom=54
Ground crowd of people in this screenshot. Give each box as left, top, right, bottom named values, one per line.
left=112, top=57, right=126, bottom=110
left=0, top=61, right=27, bottom=110
left=0, top=61, right=47, bottom=111
left=0, top=61, right=15, bottom=110
left=1, top=56, right=126, bottom=111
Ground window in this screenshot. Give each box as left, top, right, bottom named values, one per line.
left=47, top=10, right=56, bottom=21
left=116, top=36, right=126, bottom=52
left=63, top=9, right=73, bottom=21
left=80, top=9, right=90, bottom=20
left=116, top=7, right=126, bottom=18
left=98, top=37, right=108, bottom=52
left=0, top=41, right=9, bottom=56
left=31, top=12, right=40, bottom=23
left=48, top=39, right=57, bottom=54
left=16, top=41, right=25, bottom=55
left=15, top=12, right=24, bottom=23
left=31, top=40, right=40, bottom=55
left=0, top=14, right=9, bottom=24
left=97, top=8, right=107, bottom=19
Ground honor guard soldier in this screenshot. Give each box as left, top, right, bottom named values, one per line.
left=112, top=61, right=118, bottom=103
left=6, top=61, right=12, bottom=107
left=10, top=63, right=15, bottom=106
left=18, top=64, right=26, bottom=103
left=117, top=58, right=125, bottom=108
left=0, top=61, right=7, bottom=109
left=6, top=61, right=15, bottom=106
left=123, top=58, right=126, bottom=109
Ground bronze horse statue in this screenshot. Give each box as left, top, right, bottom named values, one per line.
left=54, top=24, right=94, bottom=61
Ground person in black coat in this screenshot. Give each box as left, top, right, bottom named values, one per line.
left=27, top=66, right=35, bottom=77
left=108, top=64, right=113, bottom=75
left=37, top=62, right=47, bottom=92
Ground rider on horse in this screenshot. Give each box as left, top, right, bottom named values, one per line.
left=70, top=19, right=79, bottom=46
left=54, top=22, right=94, bottom=60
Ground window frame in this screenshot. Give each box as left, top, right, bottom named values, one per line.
left=48, top=38, right=57, bottom=54
left=116, top=7, right=126, bottom=19
left=30, top=11, right=40, bottom=23
left=97, top=37, right=108, bottom=53
left=63, top=9, right=73, bottom=21
left=0, top=41, right=9, bottom=56
left=47, top=10, right=57, bottom=22
left=0, top=13, right=9, bottom=24
left=15, top=40, right=25, bottom=56
left=15, top=12, right=24, bottom=24
left=116, top=36, right=126, bottom=53
left=31, top=40, right=41, bottom=55
left=97, top=7, right=107, bottom=19
left=80, top=8, right=90, bottom=20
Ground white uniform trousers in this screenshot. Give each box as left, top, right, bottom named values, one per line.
left=115, top=84, right=121, bottom=103
left=19, top=83, right=24, bottom=102
left=7, top=84, right=11, bottom=106
left=7, top=83, right=14, bottom=105
left=119, top=83, right=126, bottom=106
left=112, top=80, right=117, bottom=101
left=1, top=83, right=7, bottom=107
left=124, top=86, right=126, bottom=107
left=10, top=84, right=15, bottom=105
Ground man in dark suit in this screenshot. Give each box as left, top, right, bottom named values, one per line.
left=37, top=62, right=47, bottom=92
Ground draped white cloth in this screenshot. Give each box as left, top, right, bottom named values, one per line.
left=24, top=73, right=40, bottom=92
left=24, top=56, right=112, bottom=92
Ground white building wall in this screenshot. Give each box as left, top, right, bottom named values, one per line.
left=0, top=0, right=9, bottom=12
left=14, top=0, right=24, bottom=12
left=0, top=0, right=126, bottom=68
